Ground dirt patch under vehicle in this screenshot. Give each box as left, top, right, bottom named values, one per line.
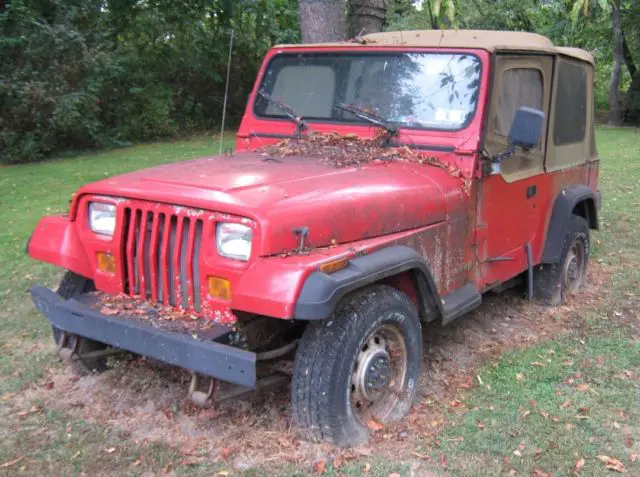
left=11, top=265, right=610, bottom=472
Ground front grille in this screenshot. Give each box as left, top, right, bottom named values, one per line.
left=123, top=206, right=204, bottom=312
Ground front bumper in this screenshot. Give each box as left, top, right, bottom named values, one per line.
left=30, top=286, right=257, bottom=388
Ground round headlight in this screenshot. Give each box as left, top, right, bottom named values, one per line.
left=216, top=222, right=252, bottom=261
left=89, top=202, right=116, bottom=235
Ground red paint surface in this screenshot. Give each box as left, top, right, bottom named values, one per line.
left=27, top=45, right=599, bottom=322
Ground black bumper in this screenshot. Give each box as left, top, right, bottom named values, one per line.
left=31, top=286, right=257, bottom=388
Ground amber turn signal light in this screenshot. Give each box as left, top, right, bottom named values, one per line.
left=208, top=276, right=231, bottom=300
left=96, top=252, right=116, bottom=274
left=319, top=258, right=348, bottom=274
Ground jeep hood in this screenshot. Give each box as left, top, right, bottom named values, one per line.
left=78, top=151, right=464, bottom=256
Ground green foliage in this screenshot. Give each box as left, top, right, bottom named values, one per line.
left=2, top=0, right=639, bottom=164
left=387, top=0, right=640, bottom=118
left=0, top=0, right=299, bottom=164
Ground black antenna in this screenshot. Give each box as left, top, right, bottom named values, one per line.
left=219, top=29, right=234, bottom=154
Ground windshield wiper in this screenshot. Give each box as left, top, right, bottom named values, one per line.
left=257, top=89, right=308, bottom=136
left=334, top=102, right=398, bottom=144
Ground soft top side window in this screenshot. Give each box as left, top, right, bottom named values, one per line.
left=553, top=61, right=587, bottom=145
left=496, top=68, right=543, bottom=138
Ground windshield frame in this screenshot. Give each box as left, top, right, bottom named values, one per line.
left=252, top=49, right=484, bottom=133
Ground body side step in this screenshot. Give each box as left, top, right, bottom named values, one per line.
left=441, top=283, right=482, bottom=326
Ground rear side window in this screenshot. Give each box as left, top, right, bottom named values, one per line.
left=496, top=68, right=543, bottom=136
left=553, top=61, right=587, bottom=145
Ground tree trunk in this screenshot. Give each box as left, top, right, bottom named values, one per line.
left=299, top=0, right=347, bottom=43
left=621, top=26, right=639, bottom=124
left=347, top=0, right=387, bottom=38
left=425, top=0, right=439, bottom=29
left=625, top=72, right=640, bottom=124
left=609, top=0, right=624, bottom=126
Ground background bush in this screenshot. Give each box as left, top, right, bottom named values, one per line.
left=0, top=0, right=299, bottom=164
left=1, top=0, right=637, bottom=164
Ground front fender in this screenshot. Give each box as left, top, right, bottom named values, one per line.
left=294, top=245, right=442, bottom=320
left=27, top=215, right=94, bottom=279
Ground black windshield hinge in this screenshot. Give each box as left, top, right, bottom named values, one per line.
left=292, top=226, right=309, bottom=252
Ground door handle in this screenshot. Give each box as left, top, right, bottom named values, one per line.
left=526, top=185, right=537, bottom=198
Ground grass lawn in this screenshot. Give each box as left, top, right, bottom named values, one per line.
left=0, top=129, right=638, bottom=476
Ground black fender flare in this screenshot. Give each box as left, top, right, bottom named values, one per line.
left=541, top=185, right=599, bottom=264
left=294, top=245, right=442, bottom=320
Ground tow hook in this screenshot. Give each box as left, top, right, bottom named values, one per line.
left=188, top=372, right=217, bottom=407
left=57, top=331, right=78, bottom=363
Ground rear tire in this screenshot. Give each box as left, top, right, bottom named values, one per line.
left=291, top=285, right=422, bottom=447
left=535, top=215, right=590, bottom=305
left=53, top=271, right=109, bottom=375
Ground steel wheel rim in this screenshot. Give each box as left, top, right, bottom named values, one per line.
left=349, top=322, right=408, bottom=427
left=563, top=238, right=586, bottom=294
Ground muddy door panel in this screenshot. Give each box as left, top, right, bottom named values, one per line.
left=478, top=54, right=553, bottom=289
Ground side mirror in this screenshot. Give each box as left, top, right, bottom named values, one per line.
left=490, top=106, right=546, bottom=170
left=508, top=107, right=545, bottom=151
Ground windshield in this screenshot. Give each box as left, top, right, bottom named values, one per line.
left=254, top=52, right=482, bottom=131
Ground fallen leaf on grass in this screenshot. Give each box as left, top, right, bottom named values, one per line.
left=596, top=455, right=625, bottom=473
left=0, top=457, right=24, bottom=469
left=353, top=446, right=372, bottom=456
left=389, top=473, right=401, bottom=477
left=516, top=373, right=525, bottom=382
left=313, top=460, right=326, bottom=474
left=411, top=451, right=433, bottom=462
left=531, top=468, right=553, bottom=477
left=576, top=383, right=590, bottom=392
left=561, top=398, right=572, bottom=408
left=513, top=450, right=522, bottom=457
left=16, top=405, right=43, bottom=417
left=362, top=463, right=371, bottom=473
left=574, top=458, right=585, bottom=474
left=105, top=447, right=116, bottom=454
left=531, top=362, right=546, bottom=367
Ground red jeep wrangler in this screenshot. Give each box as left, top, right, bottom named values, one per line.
left=28, top=30, right=599, bottom=446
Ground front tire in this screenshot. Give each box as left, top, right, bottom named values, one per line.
left=291, top=285, right=422, bottom=446
left=54, top=271, right=109, bottom=375
left=535, top=215, right=590, bottom=305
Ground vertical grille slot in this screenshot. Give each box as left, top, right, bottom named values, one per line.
left=193, top=220, right=203, bottom=312
left=122, top=205, right=204, bottom=313
left=179, top=217, right=191, bottom=309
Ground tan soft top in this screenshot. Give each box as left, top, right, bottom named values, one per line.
left=275, top=30, right=594, bottom=66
